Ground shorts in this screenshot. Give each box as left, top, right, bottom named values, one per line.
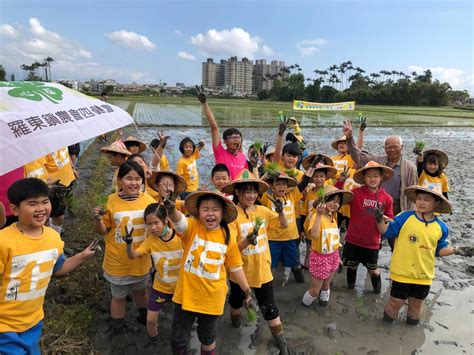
left=390, top=280, right=430, bottom=300
left=342, top=242, right=379, bottom=270
left=228, top=281, right=279, bottom=321
left=269, top=239, right=299, bottom=268
left=109, top=278, right=148, bottom=299
left=309, top=251, right=340, bottom=280
left=0, top=321, right=42, bottom=355
left=49, top=183, right=73, bottom=218
left=170, top=303, right=219, bottom=351
left=148, top=288, right=173, bottom=312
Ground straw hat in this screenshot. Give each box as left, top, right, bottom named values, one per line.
left=185, top=191, right=238, bottom=223
left=124, top=135, right=147, bottom=153
left=423, top=149, right=448, bottom=170
left=302, top=153, right=334, bottom=171
left=309, top=163, right=337, bottom=179
left=265, top=146, right=275, bottom=158
left=100, top=140, right=132, bottom=156
left=331, top=135, right=347, bottom=151
left=147, top=170, right=187, bottom=194
left=353, top=161, right=394, bottom=185
left=314, top=184, right=354, bottom=205
left=261, top=171, right=298, bottom=188
left=221, top=169, right=269, bottom=195
left=404, top=184, right=452, bottom=214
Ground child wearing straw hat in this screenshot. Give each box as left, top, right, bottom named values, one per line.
left=416, top=149, right=450, bottom=198
left=147, top=171, right=187, bottom=212
left=163, top=190, right=252, bottom=355
left=302, top=185, right=353, bottom=307
left=176, top=137, right=205, bottom=198
left=123, top=135, right=147, bottom=154
left=100, top=140, right=132, bottom=191
left=222, top=169, right=290, bottom=354
left=376, top=184, right=472, bottom=325
left=338, top=161, right=394, bottom=294
left=260, top=164, right=313, bottom=286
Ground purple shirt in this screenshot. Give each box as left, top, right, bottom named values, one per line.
left=213, top=142, right=248, bottom=180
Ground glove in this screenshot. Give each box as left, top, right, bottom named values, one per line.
left=158, top=131, right=170, bottom=148
left=246, top=231, right=258, bottom=246
left=263, top=142, right=270, bottom=155
left=93, top=206, right=106, bottom=220
left=122, top=226, right=134, bottom=245
left=359, top=116, right=367, bottom=131
left=163, top=190, right=179, bottom=213
left=278, top=116, right=290, bottom=136
left=310, top=154, right=324, bottom=168
left=269, top=196, right=284, bottom=213
left=374, top=206, right=385, bottom=224
left=248, top=150, right=259, bottom=167
left=339, top=167, right=350, bottom=182
left=455, top=246, right=474, bottom=257
left=195, top=85, right=207, bottom=103
left=412, top=146, right=423, bottom=155
left=243, top=288, right=253, bottom=308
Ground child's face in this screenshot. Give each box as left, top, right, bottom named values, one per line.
left=415, top=192, right=439, bottom=214
left=325, top=195, right=341, bottom=213
left=130, top=157, right=149, bottom=175
left=426, top=161, right=439, bottom=174
left=156, top=176, right=175, bottom=197
left=120, top=170, right=143, bottom=195
left=11, top=196, right=51, bottom=228
left=183, top=142, right=194, bottom=157
left=282, top=152, right=298, bottom=168
left=338, top=141, right=348, bottom=154
left=198, top=199, right=223, bottom=230
left=312, top=171, right=327, bottom=187
left=145, top=214, right=167, bottom=237
left=272, top=180, right=289, bottom=197
left=212, top=172, right=230, bottom=191
left=127, top=144, right=140, bottom=154
left=364, top=169, right=383, bottom=189
left=237, top=186, right=258, bottom=208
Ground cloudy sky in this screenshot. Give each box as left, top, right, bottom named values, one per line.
left=0, top=0, right=472, bottom=92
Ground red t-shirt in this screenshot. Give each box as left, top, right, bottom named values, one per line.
left=0, top=167, right=25, bottom=217
left=212, top=142, right=248, bottom=180
left=345, top=186, right=394, bottom=250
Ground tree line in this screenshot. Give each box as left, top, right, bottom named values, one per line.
left=256, top=61, right=469, bottom=106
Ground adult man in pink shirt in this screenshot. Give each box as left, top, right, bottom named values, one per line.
left=196, top=86, right=248, bottom=180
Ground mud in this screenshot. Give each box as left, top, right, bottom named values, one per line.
left=75, top=125, right=472, bottom=354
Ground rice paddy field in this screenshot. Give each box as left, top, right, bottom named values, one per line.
left=110, top=97, right=474, bottom=127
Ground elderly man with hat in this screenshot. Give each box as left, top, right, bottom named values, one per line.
left=342, top=120, right=417, bottom=214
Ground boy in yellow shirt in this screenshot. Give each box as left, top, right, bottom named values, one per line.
left=0, top=178, right=97, bottom=354
left=176, top=137, right=205, bottom=198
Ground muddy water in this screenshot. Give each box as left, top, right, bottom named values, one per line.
left=94, top=125, right=473, bottom=354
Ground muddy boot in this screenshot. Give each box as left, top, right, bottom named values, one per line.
left=231, top=313, right=241, bottom=328
left=136, top=307, right=147, bottom=325
left=319, top=289, right=330, bottom=307
left=347, top=268, right=357, bottom=289
left=292, top=266, right=305, bottom=283
left=272, top=333, right=289, bottom=355
left=144, top=335, right=159, bottom=349
left=370, top=274, right=382, bottom=294
left=406, top=317, right=420, bottom=326
left=383, top=311, right=394, bottom=324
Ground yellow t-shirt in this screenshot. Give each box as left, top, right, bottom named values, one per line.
left=302, top=182, right=333, bottom=237
left=160, top=155, right=170, bottom=171
left=135, top=233, right=183, bottom=294
left=172, top=217, right=242, bottom=315
left=0, top=224, right=64, bottom=332
left=418, top=171, right=450, bottom=193
left=102, top=192, right=155, bottom=277
left=331, top=153, right=355, bottom=178
left=261, top=188, right=302, bottom=241
left=336, top=170, right=360, bottom=218
left=44, top=147, right=76, bottom=187
left=229, top=205, right=277, bottom=288
left=308, top=212, right=341, bottom=254
left=177, top=150, right=200, bottom=192
left=24, top=156, right=49, bottom=181
left=278, top=161, right=304, bottom=181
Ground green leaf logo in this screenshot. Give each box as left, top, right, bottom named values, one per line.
left=0, top=81, right=63, bottom=104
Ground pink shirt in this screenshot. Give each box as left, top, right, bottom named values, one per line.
left=213, top=142, right=248, bottom=180
left=0, top=167, right=25, bottom=216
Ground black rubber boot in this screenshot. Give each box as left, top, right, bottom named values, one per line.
left=144, top=335, right=159, bottom=348
left=406, top=316, right=420, bottom=326
left=370, top=274, right=382, bottom=294
left=231, top=313, right=241, bottom=328
left=383, top=311, right=394, bottom=324
left=272, top=333, right=289, bottom=355
left=136, top=307, right=148, bottom=325
left=292, top=266, right=305, bottom=283
left=111, top=318, right=125, bottom=335
left=347, top=268, right=357, bottom=289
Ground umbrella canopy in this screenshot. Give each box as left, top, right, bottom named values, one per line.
left=0, top=81, right=133, bottom=175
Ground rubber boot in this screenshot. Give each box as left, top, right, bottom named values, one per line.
left=231, top=313, right=241, bottom=328
left=383, top=311, right=394, bottom=324
left=272, top=333, right=289, bottom=355
left=111, top=318, right=125, bottom=335
left=370, top=274, right=382, bottom=294
left=144, top=335, right=159, bottom=349
left=406, top=316, right=420, bottom=326
left=292, top=266, right=305, bottom=283
left=347, top=268, right=357, bottom=289
left=136, top=307, right=147, bottom=325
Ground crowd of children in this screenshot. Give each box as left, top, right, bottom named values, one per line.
left=1, top=89, right=473, bottom=355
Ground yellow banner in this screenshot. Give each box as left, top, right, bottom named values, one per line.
left=293, top=100, right=355, bottom=111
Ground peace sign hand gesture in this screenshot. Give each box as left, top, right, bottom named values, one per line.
left=122, top=226, right=135, bottom=245
left=195, top=85, right=207, bottom=104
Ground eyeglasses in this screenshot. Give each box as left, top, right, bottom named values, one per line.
left=225, top=135, right=242, bottom=140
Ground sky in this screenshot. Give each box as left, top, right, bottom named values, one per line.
left=0, top=0, right=472, bottom=93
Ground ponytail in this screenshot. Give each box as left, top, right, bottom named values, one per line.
left=220, top=219, right=231, bottom=245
